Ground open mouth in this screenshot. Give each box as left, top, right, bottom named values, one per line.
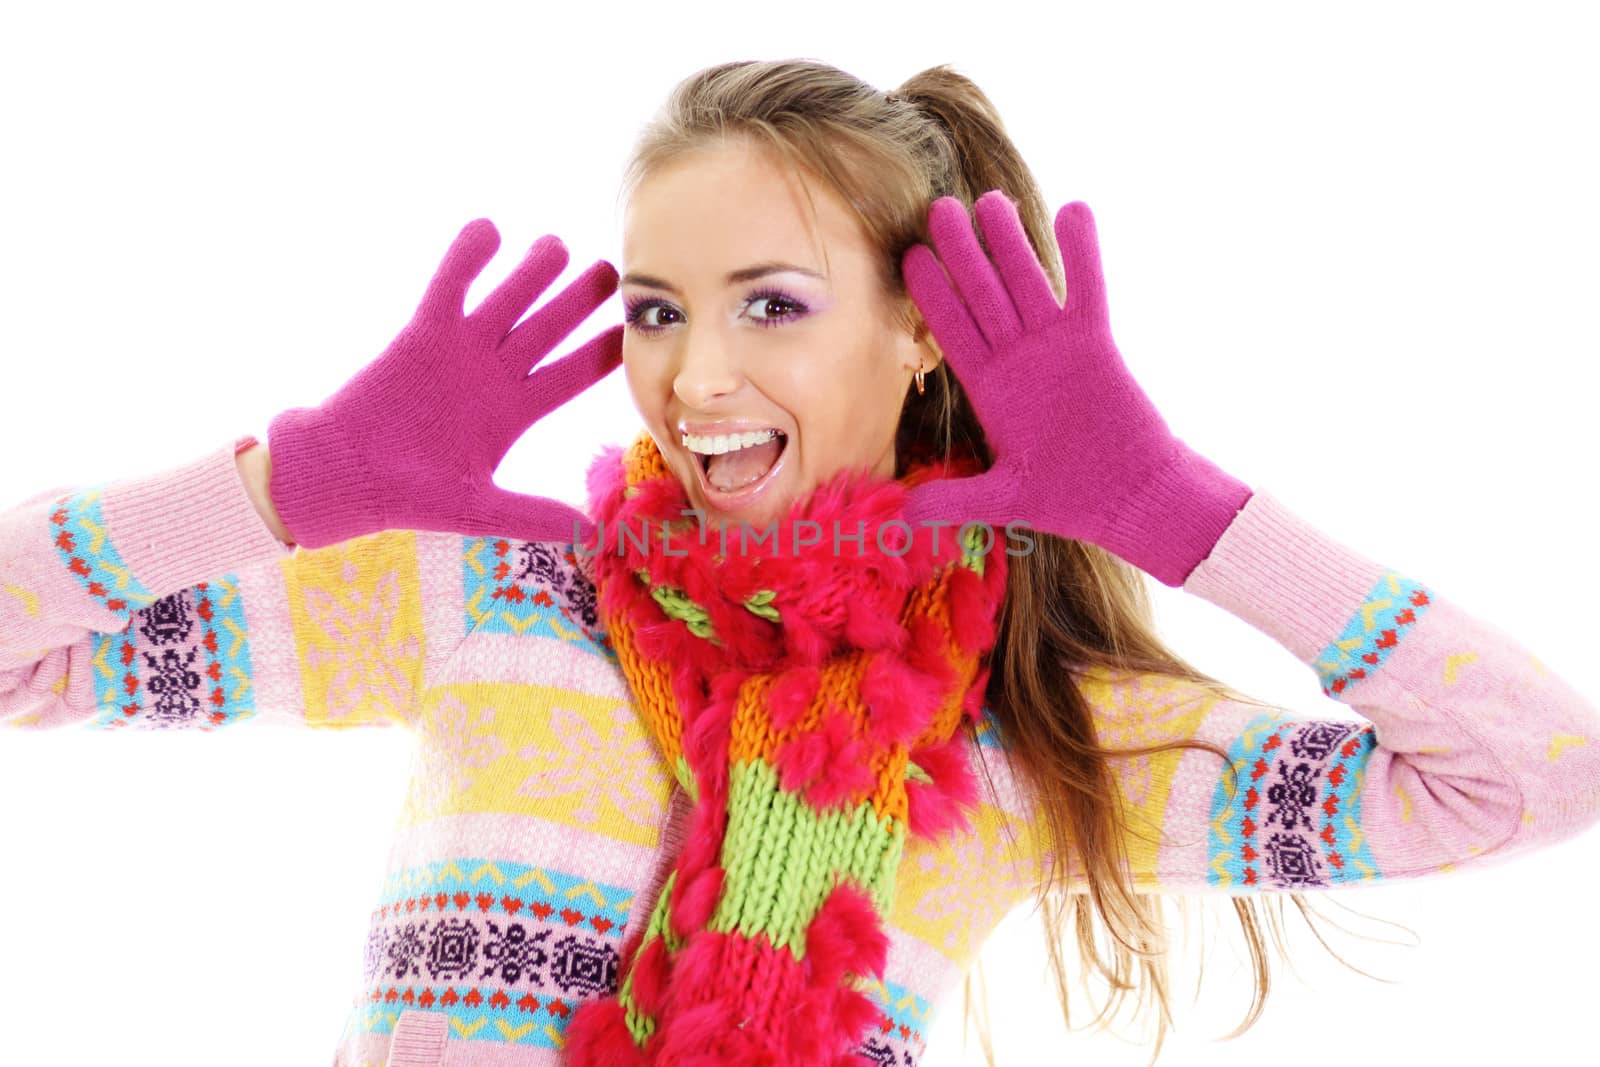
left=683, top=428, right=789, bottom=503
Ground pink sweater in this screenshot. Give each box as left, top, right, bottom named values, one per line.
left=3, top=434, right=1598, bottom=1066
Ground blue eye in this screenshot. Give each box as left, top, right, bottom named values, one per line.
left=623, top=287, right=810, bottom=334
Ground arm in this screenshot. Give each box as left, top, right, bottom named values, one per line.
left=864, top=488, right=1600, bottom=1061
left=0, top=434, right=559, bottom=731
left=234, top=438, right=296, bottom=546
left=1073, top=488, right=1600, bottom=892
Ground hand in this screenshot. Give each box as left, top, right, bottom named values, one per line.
left=900, top=191, right=1252, bottom=587
left=267, top=219, right=622, bottom=550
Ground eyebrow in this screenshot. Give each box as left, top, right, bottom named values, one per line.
left=619, top=261, right=826, bottom=295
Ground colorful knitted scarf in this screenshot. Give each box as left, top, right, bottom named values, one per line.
left=562, top=428, right=1009, bottom=1066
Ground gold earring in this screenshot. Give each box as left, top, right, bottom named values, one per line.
left=914, top=365, right=926, bottom=395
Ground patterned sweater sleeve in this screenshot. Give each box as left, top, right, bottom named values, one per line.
left=1064, top=488, right=1600, bottom=893
left=0, top=434, right=486, bottom=732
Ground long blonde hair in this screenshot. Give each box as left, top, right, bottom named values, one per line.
left=616, top=59, right=1394, bottom=1063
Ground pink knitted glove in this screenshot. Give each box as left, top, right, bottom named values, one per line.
left=900, top=192, right=1252, bottom=587
left=267, top=219, right=623, bottom=550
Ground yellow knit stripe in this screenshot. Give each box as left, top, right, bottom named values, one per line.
left=607, top=611, right=684, bottom=771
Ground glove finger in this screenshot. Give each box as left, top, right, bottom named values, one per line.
left=902, top=243, right=990, bottom=394
left=925, top=195, right=1023, bottom=346
left=523, top=323, right=625, bottom=420
left=420, top=219, right=502, bottom=319
left=471, top=234, right=570, bottom=339
left=903, top=468, right=1016, bottom=531
left=468, top=487, right=593, bottom=546
left=1054, top=202, right=1110, bottom=329
left=505, top=258, right=620, bottom=371
left=974, top=191, right=1061, bottom=331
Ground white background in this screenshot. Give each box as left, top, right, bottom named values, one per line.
left=1, top=1, right=1597, bottom=1063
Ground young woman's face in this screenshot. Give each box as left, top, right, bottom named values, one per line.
left=619, top=140, right=931, bottom=532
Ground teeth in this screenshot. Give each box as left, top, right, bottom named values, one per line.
left=681, top=429, right=781, bottom=455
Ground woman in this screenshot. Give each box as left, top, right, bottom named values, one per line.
left=3, top=59, right=1597, bottom=1066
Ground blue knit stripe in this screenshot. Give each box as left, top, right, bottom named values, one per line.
left=81, top=578, right=258, bottom=730
left=348, top=858, right=639, bottom=1049
left=461, top=537, right=616, bottom=662
left=1312, top=572, right=1433, bottom=698
left=1207, top=712, right=1382, bottom=889
left=855, top=974, right=932, bottom=1059
left=47, top=486, right=157, bottom=621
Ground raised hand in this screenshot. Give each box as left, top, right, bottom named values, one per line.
left=267, top=219, right=623, bottom=550
left=900, top=191, right=1252, bottom=587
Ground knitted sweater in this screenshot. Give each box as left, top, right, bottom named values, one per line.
left=3, top=434, right=1598, bottom=1067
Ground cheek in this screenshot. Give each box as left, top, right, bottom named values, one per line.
left=622, top=354, right=666, bottom=413
left=787, top=355, right=903, bottom=469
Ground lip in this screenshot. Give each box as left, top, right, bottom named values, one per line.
left=688, top=432, right=790, bottom=515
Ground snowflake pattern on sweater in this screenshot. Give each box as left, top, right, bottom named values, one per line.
left=3, top=434, right=1599, bottom=1066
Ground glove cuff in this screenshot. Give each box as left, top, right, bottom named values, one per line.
left=1099, top=441, right=1254, bottom=588
left=266, top=406, right=387, bottom=550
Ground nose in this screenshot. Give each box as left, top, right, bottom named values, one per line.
left=672, top=326, right=743, bottom=408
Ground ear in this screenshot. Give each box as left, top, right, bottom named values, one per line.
left=895, top=300, right=944, bottom=374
